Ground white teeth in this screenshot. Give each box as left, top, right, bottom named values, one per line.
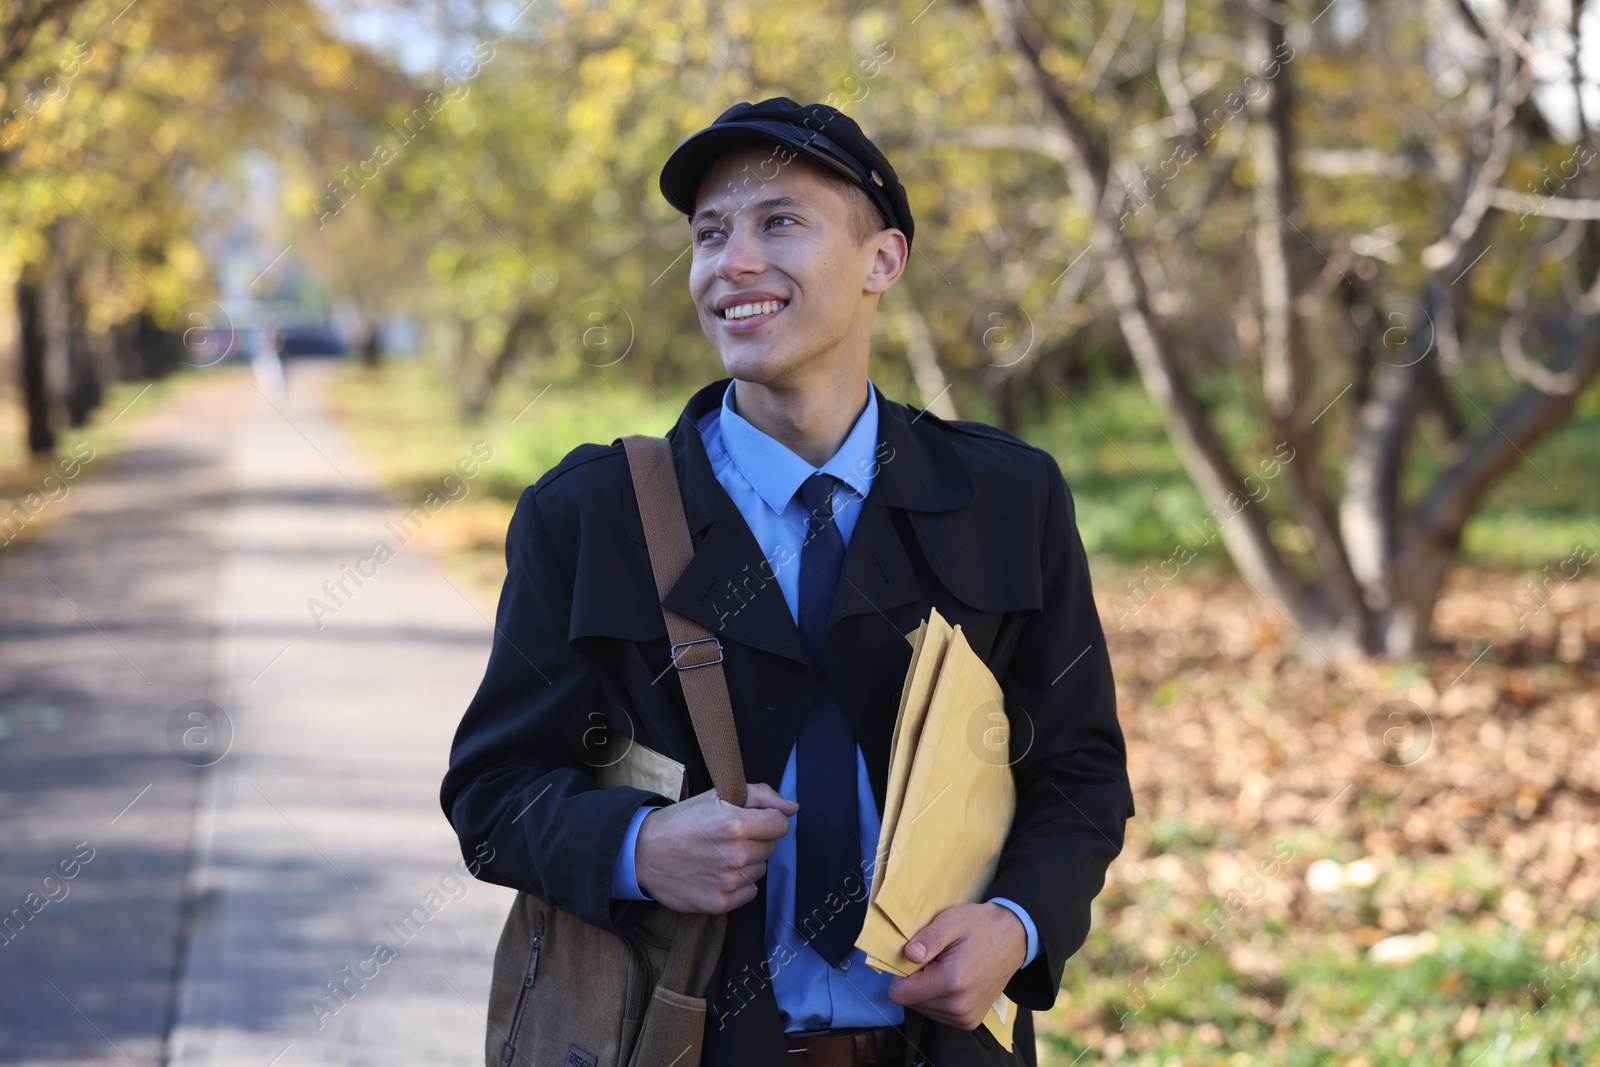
left=721, top=299, right=786, bottom=320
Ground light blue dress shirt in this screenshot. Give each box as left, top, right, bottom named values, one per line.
left=610, top=377, right=1037, bottom=1031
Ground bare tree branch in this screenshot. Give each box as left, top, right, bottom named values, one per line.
left=1416, top=347, right=1469, bottom=444
left=1421, top=26, right=1535, bottom=270
left=1500, top=310, right=1594, bottom=395
left=885, top=286, right=959, bottom=419
left=1296, top=147, right=1459, bottom=180
left=1082, top=0, right=1139, bottom=93
left=1157, top=0, right=1198, bottom=133
left=1244, top=0, right=1367, bottom=623
left=1452, top=0, right=1490, bottom=39
left=1343, top=2, right=1533, bottom=624
left=904, top=124, right=1077, bottom=165
left=1393, top=322, right=1600, bottom=649
left=973, top=0, right=1343, bottom=648
left=1489, top=186, right=1600, bottom=220
left=1246, top=0, right=1301, bottom=422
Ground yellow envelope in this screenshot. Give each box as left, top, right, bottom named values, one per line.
left=857, top=607, right=1018, bottom=1050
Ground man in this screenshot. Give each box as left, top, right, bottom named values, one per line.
left=441, top=98, right=1134, bottom=1067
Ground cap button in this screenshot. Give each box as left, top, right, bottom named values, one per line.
left=870, top=168, right=884, bottom=186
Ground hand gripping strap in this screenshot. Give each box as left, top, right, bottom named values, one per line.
left=620, top=434, right=748, bottom=809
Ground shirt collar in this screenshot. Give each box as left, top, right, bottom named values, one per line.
left=715, top=378, right=880, bottom=518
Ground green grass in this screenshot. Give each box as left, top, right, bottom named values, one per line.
left=326, top=357, right=693, bottom=595
left=1047, top=915, right=1599, bottom=1065
left=327, top=357, right=1600, bottom=576
left=330, top=357, right=684, bottom=503
left=1020, top=373, right=1600, bottom=570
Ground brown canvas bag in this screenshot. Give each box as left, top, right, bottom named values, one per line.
left=483, top=433, right=750, bottom=1067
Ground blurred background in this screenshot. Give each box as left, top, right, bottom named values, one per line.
left=2, top=0, right=1598, bottom=1064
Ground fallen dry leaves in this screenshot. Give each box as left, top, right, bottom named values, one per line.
left=1094, top=564, right=1600, bottom=950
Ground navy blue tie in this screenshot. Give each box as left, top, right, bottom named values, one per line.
left=793, top=472, right=866, bottom=968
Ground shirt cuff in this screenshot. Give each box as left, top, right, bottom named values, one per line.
left=986, top=896, right=1039, bottom=969
left=610, top=802, right=658, bottom=901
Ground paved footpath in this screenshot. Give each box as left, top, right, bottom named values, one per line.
left=0, top=362, right=515, bottom=1066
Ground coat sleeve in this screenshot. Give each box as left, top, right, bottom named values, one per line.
left=439, top=483, right=671, bottom=935
left=986, top=449, right=1135, bottom=1011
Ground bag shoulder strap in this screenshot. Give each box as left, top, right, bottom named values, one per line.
left=619, top=434, right=748, bottom=808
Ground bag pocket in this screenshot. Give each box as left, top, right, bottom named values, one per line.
left=488, top=893, right=641, bottom=1067
left=627, top=986, right=708, bottom=1067
left=498, top=909, right=545, bottom=1066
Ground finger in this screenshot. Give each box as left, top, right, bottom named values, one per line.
left=906, top=908, right=964, bottom=965
left=740, top=806, right=797, bottom=841
left=888, top=965, right=955, bottom=1007
left=715, top=881, right=758, bottom=913
left=900, top=992, right=963, bottom=1025
left=890, top=970, right=973, bottom=1027
left=744, top=782, right=799, bottom=814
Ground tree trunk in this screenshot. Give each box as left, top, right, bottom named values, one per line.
left=1389, top=318, right=1600, bottom=654
left=462, top=306, right=537, bottom=417
left=361, top=318, right=383, bottom=368
left=886, top=286, right=958, bottom=419
left=41, top=261, right=73, bottom=430
left=63, top=275, right=104, bottom=427
left=87, top=327, right=122, bottom=406
left=65, top=326, right=102, bottom=427
left=1246, top=0, right=1370, bottom=633
left=16, top=277, right=55, bottom=455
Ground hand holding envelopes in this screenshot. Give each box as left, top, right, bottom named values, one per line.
left=857, top=606, right=1018, bottom=1051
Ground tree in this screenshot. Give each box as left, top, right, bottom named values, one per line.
left=2, top=0, right=395, bottom=454
left=954, top=0, right=1600, bottom=656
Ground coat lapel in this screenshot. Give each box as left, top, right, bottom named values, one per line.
left=657, top=377, right=975, bottom=658
left=658, top=379, right=811, bottom=668
left=651, top=378, right=978, bottom=808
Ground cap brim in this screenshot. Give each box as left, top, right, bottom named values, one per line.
left=658, top=119, right=866, bottom=218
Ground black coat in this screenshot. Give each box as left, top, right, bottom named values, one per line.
left=440, top=377, right=1134, bottom=1067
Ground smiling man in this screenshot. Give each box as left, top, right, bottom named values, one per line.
left=441, top=98, right=1133, bottom=1067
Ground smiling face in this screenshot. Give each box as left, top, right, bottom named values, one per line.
left=687, top=142, right=907, bottom=392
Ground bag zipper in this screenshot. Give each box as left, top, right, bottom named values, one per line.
left=500, top=909, right=544, bottom=1067
left=624, top=931, right=652, bottom=1021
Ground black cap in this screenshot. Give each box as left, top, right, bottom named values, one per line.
left=659, top=96, right=913, bottom=251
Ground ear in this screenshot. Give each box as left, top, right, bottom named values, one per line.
left=863, top=228, right=908, bottom=295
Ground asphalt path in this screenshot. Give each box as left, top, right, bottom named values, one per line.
left=0, top=362, right=514, bottom=1066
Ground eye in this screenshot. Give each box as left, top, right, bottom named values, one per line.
left=695, top=213, right=798, bottom=246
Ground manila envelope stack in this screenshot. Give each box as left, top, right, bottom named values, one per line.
left=857, top=606, right=1018, bottom=1051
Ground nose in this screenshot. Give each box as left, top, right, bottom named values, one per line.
left=714, top=216, right=768, bottom=281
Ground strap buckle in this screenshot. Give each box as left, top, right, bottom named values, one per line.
left=670, top=636, right=724, bottom=669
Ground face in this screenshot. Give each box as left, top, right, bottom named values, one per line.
left=687, top=142, right=905, bottom=388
